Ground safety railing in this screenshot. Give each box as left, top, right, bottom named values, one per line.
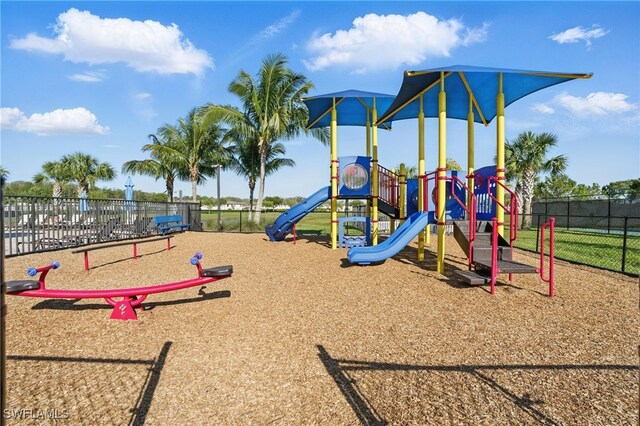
left=487, top=176, right=518, bottom=247
left=419, top=171, right=438, bottom=212
left=538, top=218, right=556, bottom=297
left=449, top=176, right=477, bottom=269
left=377, top=164, right=399, bottom=209
left=490, top=217, right=499, bottom=296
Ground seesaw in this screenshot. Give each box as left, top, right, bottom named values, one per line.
left=6, top=252, right=233, bottom=320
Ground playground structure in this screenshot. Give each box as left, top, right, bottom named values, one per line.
left=5, top=253, right=233, bottom=320
left=265, top=66, right=590, bottom=294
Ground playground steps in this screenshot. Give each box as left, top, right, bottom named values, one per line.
left=377, top=199, right=400, bottom=219
left=452, top=219, right=537, bottom=285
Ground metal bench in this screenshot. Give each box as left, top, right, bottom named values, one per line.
left=154, top=215, right=190, bottom=236
left=71, top=235, right=174, bottom=271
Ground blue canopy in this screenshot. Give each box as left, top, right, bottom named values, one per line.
left=377, top=65, right=592, bottom=126
left=303, top=90, right=396, bottom=129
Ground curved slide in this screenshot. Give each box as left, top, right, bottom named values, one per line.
left=348, top=211, right=430, bottom=265
left=265, top=186, right=331, bottom=242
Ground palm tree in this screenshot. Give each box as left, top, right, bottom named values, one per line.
left=504, top=131, right=567, bottom=227
left=150, top=108, right=230, bottom=201
left=123, top=134, right=179, bottom=202
left=0, top=166, right=9, bottom=179
left=228, top=133, right=294, bottom=220
left=203, top=53, right=328, bottom=223
left=33, top=160, right=70, bottom=199
left=61, top=152, right=117, bottom=197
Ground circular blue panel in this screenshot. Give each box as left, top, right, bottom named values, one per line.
left=342, top=163, right=368, bottom=190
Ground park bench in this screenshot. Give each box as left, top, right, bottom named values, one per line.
left=154, top=215, right=190, bottom=235
left=72, top=235, right=174, bottom=270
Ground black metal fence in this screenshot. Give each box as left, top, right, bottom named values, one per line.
left=199, top=209, right=392, bottom=235
left=515, top=213, right=640, bottom=275
left=3, top=195, right=201, bottom=256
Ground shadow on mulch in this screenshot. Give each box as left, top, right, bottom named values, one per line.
left=31, top=288, right=231, bottom=312
left=8, top=341, right=172, bottom=426
left=84, top=247, right=172, bottom=271
left=316, top=344, right=637, bottom=426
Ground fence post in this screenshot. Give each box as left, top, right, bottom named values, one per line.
left=535, top=214, right=541, bottom=253
left=566, top=197, right=570, bottom=230
left=607, top=194, right=611, bottom=234
left=30, top=200, right=37, bottom=252
left=621, top=216, right=628, bottom=273
left=239, top=210, right=242, bottom=233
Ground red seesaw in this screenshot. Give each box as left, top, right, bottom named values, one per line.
left=6, top=252, right=232, bottom=320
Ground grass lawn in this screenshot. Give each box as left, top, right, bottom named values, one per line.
left=201, top=211, right=366, bottom=235
left=515, top=228, right=640, bottom=275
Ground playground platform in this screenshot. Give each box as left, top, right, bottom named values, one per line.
left=4, top=232, right=637, bottom=424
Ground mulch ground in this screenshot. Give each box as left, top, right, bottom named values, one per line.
left=4, top=232, right=638, bottom=425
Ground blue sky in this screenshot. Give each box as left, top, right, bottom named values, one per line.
left=1, top=1, right=638, bottom=199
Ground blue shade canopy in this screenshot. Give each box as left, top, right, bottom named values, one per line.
left=377, top=65, right=592, bottom=126
left=302, top=90, right=396, bottom=129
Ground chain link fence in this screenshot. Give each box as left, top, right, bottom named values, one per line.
left=515, top=213, right=640, bottom=275
left=199, top=209, right=392, bottom=236
left=3, top=195, right=201, bottom=256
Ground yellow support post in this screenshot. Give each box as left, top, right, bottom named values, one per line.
left=331, top=98, right=338, bottom=250
left=467, top=95, right=475, bottom=211
left=496, top=73, right=505, bottom=236
left=399, top=163, right=406, bottom=226
left=417, top=95, right=425, bottom=260
left=437, top=72, right=447, bottom=274
left=390, top=168, right=397, bottom=234
left=366, top=115, right=371, bottom=220
left=372, top=99, right=379, bottom=245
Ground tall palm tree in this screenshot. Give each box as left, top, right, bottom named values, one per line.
left=504, top=131, right=567, bottom=227
left=123, top=134, right=179, bottom=202
left=0, top=166, right=9, bottom=179
left=228, top=134, right=294, bottom=220
left=203, top=53, right=328, bottom=223
left=33, top=160, right=70, bottom=199
left=61, top=152, right=117, bottom=197
left=150, top=108, right=230, bottom=201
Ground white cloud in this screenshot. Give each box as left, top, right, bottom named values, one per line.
left=532, top=103, right=555, bottom=114
left=304, top=12, right=489, bottom=73
left=555, top=92, right=636, bottom=116
left=69, top=71, right=107, bottom=82
left=133, top=92, right=152, bottom=100
left=0, top=107, right=109, bottom=136
left=258, top=10, right=300, bottom=40
left=9, top=8, right=213, bottom=76
left=549, top=25, right=608, bottom=47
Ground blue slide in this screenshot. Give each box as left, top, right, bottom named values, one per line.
left=265, top=186, right=331, bottom=242
left=348, top=211, right=430, bottom=265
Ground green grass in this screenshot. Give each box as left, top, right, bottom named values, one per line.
left=515, top=228, right=640, bottom=275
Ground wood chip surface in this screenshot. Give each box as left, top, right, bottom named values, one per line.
left=4, top=232, right=638, bottom=425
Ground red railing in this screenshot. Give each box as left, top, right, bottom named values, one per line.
left=377, top=164, right=399, bottom=208
left=487, top=176, right=518, bottom=247
left=420, top=171, right=438, bottom=212
left=428, top=174, right=476, bottom=269
left=538, top=218, right=556, bottom=297
left=490, top=217, right=499, bottom=296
